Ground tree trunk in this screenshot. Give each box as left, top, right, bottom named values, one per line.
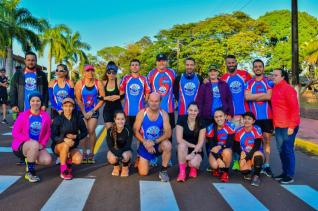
left=47, top=41, right=52, bottom=81
left=5, top=45, right=13, bottom=78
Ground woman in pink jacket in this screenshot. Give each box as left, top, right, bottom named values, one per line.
left=12, top=92, right=52, bottom=183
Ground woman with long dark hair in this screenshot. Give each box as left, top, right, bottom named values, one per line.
left=102, top=61, right=123, bottom=129
left=176, top=102, right=205, bottom=182
left=106, top=111, right=132, bottom=177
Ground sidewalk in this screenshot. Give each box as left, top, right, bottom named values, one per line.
left=295, top=117, right=318, bottom=155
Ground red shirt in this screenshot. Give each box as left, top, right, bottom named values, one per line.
left=271, top=80, right=300, bottom=129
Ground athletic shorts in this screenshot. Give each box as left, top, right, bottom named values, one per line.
left=255, top=119, right=274, bottom=134
left=13, top=142, right=26, bottom=160
left=0, top=92, right=8, bottom=105
left=168, top=112, right=175, bottom=129
left=137, top=143, right=162, bottom=161
left=81, top=110, right=99, bottom=120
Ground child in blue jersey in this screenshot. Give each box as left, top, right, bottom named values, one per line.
left=234, top=112, right=264, bottom=187
left=49, top=64, right=75, bottom=119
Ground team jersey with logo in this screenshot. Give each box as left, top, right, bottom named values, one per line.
left=206, top=121, right=236, bottom=147
left=245, top=77, right=273, bottom=120
left=148, top=68, right=176, bottom=113
left=221, top=70, right=252, bottom=115
left=24, top=72, right=37, bottom=110
left=29, top=114, right=42, bottom=141
left=235, top=125, right=263, bottom=153
left=178, top=73, right=200, bottom=115
left=120, top=74, right=151, bottom=116
left=81, top=79, right=99, bottom=112
left=52, top=80, right=73, bottom=111
left=140, top=109, right=164, bottom=141
left=211, top=82, right=223, bottom=115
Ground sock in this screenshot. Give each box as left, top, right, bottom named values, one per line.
left=161, top=166, right=168, bottom=172
left=122, top=160, right=130, bottom=167
left=60, top=164, right=67, bottom=173
left=27, top=162, right=36, bottom=173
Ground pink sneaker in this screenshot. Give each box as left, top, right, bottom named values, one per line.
left=189, top=167, right=198, bottom=178
left=60, top=170, right=73, bottom=180
left=177, top=163, right=187, bottom=182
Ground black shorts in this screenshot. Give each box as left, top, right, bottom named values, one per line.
left=0, top=92, right=8, bottom=105
left=80, top=110, right=100, bottom=120
left=13, top=142, right=25, bottom=160
left=255, top=119, right=274, bottom=134
left=127, top=116, right=136, bottom=130
left=168, top=112, right=175, bottom=129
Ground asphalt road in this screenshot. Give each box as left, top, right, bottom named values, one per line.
left=0, top=114, right=317, bottom=211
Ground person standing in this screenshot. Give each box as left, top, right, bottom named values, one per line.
left=271, top=69, right=300, bottom=184
left=0, top=68, right=9, bottom=124
left=173, top=57, right=202, bottom=119
left=245, top=59, right=274, bottom=177
left=9, top=52, right=48, bottom=113
left=120, top=59, right=151, bottom=129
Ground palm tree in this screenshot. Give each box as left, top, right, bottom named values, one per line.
left=0, top=0, right=46, bottom=76
left=39, top=24, right=71, bottom=80
left=59, top=32, right=90, bottom=80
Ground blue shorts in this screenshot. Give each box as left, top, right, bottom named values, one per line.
left=137, top=143, right=161, bottom=161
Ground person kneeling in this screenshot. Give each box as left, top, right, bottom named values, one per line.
left=176, top=102, right=205, bottom=182
left=51, top=98, right=87, bottom=180
left=206, top=109, right=235, bottom=182
left=134, top=92, right=172, bottom=182
left=12, top=92, right=52, bottom=183
left=106, top=111, right=133, bottom=177
left=234, top=112, right=264, bottom=187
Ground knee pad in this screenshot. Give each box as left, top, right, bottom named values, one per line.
left=253, top=155, right=263, bottom=168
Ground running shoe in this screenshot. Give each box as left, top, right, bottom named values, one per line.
left=280, top=176, right=294, bottom=184
left=16, top=159, right=26, bottom=165
left=87, top=153, right=96, bottom=164
left=1, top=119, right=8, bottom=124
left=251, top=175, right=261, bottom=187
left=25, top=171, right=40, bottom=183
left=60, top=170, right=73, bottom=180
left=244, top=173, right=252, bottom=181
left=177, top=171, right=186, bottom=182
left=206, top=166, right=212, bottom=172
left=81, top=153, right=88, bottom=164
left=159, top=170, right=170, bottom=182
left=232, top=160, right=240, bottom=171
left=220, top=172, right=229, bottom=183
left=273, top=173, right=286, bottom=181
left=262, top=166, right=273, bottom=177
left=189, top=167, right=197, bottom=178
left=150, top=157, right=158, bottom=167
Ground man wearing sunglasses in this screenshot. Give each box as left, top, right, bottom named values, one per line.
left=10, top=52, right=48, bottom=113
left=120, top=59, right=151, bottom=129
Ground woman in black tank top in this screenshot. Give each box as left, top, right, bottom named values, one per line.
left=102, top=61, right=123, bottom=129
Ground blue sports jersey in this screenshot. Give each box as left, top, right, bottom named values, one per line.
left=211, top=82, right=223, bottom=115
left=148, top=68, right=176, bottom=113
left=52, top=80, right=72, bottom=111
left=24, top=72, right=37, bottom=110
left=120, top=75, right=151, bottom=116
left=246, top=77, right=273, bottom=120
left=81, top=80, right=99, bottom=112
left=29, top=114, right=42, bottom=141
left=206, top=121, right=236, bottom=147
left=140, top=109, right=163, bottom=141
left=178, top=73, right=200, bottom=115
left=235, top=125, right=263, bottom=153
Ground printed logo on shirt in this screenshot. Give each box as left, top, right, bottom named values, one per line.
left=212, top=85, right=221, bottom=98
left=158, top=76, right=170, bottom=96
left=229, top=81, right=242, bottom=94
left=30, top=121, right=41, bottom=135
left=85, top=95, right=95, bottom=108
left=146, top=126, right=160, bottom=140
left=56, top=90, right=69, bottom=103
left=129, top=83, right=141, bottom=96
left=25, top=77, right=36, bottom=91
left=244, top=136, right=254, bottom=152
left=184, top=82, right=196, bottom=96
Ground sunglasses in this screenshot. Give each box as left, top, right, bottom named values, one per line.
left=56, top=69, right=66, bottom=73
left=107, top=70, right=117, bottom=75
left=85, top=69, right=95, bottom=72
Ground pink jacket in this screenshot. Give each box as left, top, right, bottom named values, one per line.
left=12, top=110, right=51, bottom=151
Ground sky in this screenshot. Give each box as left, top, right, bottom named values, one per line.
left=15, top=0, right=318, bottom=67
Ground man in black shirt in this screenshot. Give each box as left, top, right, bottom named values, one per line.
left=0, top=68, right=9, bottom=124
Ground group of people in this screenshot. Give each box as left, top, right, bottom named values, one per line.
left=6, top=51, right=300, bottom=186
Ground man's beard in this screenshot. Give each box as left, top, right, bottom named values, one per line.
left=227, top=66, right=237, bottom=73
left=27, top=65, right=36, bottom=70
left=255, top=73, right=263, bottom=77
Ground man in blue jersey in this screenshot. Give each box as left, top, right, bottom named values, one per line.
left=245, top=59, right=274, bottom=177
left=173, top=57, right=203, bottom=119
left=120, top=59, right=151, bottom=129
left=134, top=92, right=172, bottom=182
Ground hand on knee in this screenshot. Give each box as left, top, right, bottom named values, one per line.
left=72, top=155, right=82, bottom=165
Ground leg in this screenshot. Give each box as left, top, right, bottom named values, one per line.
left=121, top=151, right=132, bottom=177
left=54, top=142, right=70, bottom=165
left=107, top=151, right=120, bottom=176
left=189, top=154, right=202, bottom=169
left=87, top=118, right=98, bottom=153
left=222, top=149, right=233, bottom=168
left=159, top=140, right=172, bottom=168
left=22, top=140, right=40, bottom=163
left=2, top=103, right=7, bottom=120
left=69, top=149, right=83, bottom=165
left=251, top=151, right=264, bottom=176
left=37, top=149, right=52, bottom=166
left=283, top=127, right=299, bottom=178
left=275, top=128, right=288, bottom=175
left=263, top=132, right=271, bottom=165
left=81, top=118, right=89, bottom=155
left=138, top=156, right=149, bottom=176
left=208, top=154, right=219, bottom=170
left=177, top=143, right=188, bottom=164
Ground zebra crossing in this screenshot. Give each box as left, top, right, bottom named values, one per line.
left=0, top=174, right=317, bottom=211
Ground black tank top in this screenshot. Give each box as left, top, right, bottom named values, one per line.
left=104, top=78, right=122, bottom=111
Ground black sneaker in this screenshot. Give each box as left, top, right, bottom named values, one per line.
left=251, top=175, right=261, bottom=187
left=262, top=167, right=273, bottom=177
left=280, top=176, right=294, bottom=184
left=244, top=174, right=252, bottom=181
left=273, top=173, right=286, bottom=181
left=1, top=119, right=8, bottom=124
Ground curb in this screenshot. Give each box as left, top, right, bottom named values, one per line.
left=93, top=127, right=107, bottom=154
left=295, top=138, right=318, bottom=155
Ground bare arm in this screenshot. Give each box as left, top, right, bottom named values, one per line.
left=194, top=128, right=206, bottom=153
left=176, top=125, right=196, bottom=148
left=155, top=111, right=172, bottom=144
left=93, top=80, right=105, bottom=111
left=133, top=109, right=146, bottom=144
left=74, top=81, right=85, bottom=113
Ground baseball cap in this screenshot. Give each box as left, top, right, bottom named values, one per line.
left=84, top=64, right=95, bottom=71
left=62, top=97, right=75, bottom=105
left=156, top=53, right=167, bottom=61
left=208, top=64, right=219, bottom=72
